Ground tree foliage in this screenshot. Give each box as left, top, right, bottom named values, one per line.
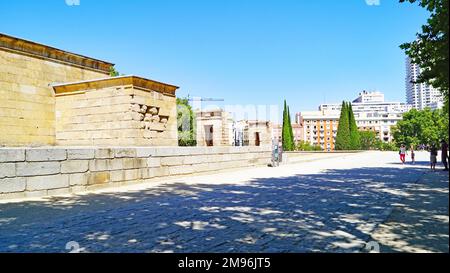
left=400, top=0, right=449, bottom=113
left=296, top=141, right=322, bottom=151
left=335, top=101, right=351, bottom=150
left=348, top=103, right=361, bottom=150
left=359, top=131, right=380, bottom=150
left=393, top=108, right=449, bottom=147
left=109, top=66, right=120, bottom=77
left=177, top=97, right=197, bottom=146
left=282, top=100, right=295, bottom=151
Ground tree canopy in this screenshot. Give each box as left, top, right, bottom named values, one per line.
left=335, top=101, right=351, bottom=150
left=348, top=103, right=361, bottom=150
left=282, top=100, right=295, bottom=151
left=393, top=108, right=449, bottom=146
left=177, top=97, right=197, bottom=146
left=400, top=0, right=449, bottom=113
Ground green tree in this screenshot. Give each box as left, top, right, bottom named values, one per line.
left=393, top=108, right=449, bottom=146
left=335, top=101, right=351, bottom=150
left=109, top=66, right=120, bottom=77
left=359, top=131, right=380, bottom=150
left=296, top=141, right=322, bottom=151
left=348, top=103, right=361, bottom=150
left=288, top=106, right=295, bottom=147
left=177, top=97, right=197, bottom=146
left=400, top=0, right=449, bottom=114
left=282, top=100, right=294, bottom=151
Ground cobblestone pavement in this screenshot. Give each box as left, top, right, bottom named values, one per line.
left=0, top=151, right=446, bottom=253
left=370, top=170, right=449, bottom=253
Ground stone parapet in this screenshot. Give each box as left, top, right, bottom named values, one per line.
left=0, top=146, right=271, bottom=200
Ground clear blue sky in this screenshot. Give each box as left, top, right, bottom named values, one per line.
left=1, top=0, right=429, bottom=121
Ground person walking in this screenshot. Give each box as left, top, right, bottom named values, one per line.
left=430, top=144, right=438, bottom=171
left=410, top=144, right=415, bottom=164
left=441, top=140, right=449, bottom=171
left=399, top=144, right=407, bottom=164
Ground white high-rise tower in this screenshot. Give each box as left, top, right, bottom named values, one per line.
left=406, top=57, right=444, bottom=110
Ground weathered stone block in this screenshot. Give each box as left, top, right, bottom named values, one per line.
left=0, top=149, right=26, bottom=162
left=124, top=169, right=140, bottom=181
left=61, top=160, right=89, bottom=174
left=95, top=149, right=115, bottom=159
left=153, top=166, right=169, bottom=177
left=26, top=149, right=67, bottom=162
left=16, top=162, right=60, bottom=176
left=26, top=174, right=69, bottom=191
left=0, top=177, right=26, bottom=193
left=0, top=163, right=15, bottom=178
left=168, top=165, right=194, bottom=176
left=69, top=173, right=89, bottom=186
left=122, top=158, right=147, bottom=169
left=67, top=149, right=95, bottom=160
left=108, top=159, right=124, bottom=170
left=136, top=148, right=156, bottom=158
left=88, top=172, right=110, bottom=185
left=183, top=156, right=205, bottom=165
left=192, top=163, right=210, bottom=173
left=147, top=157, right=161, bottom=168
left=114, top=148, right=137, bottom=158
left=110, top=170, right=125, bottom=182
left=89, top=159, right=109, bottom=172
left=161, top=156, right=184, bottom=166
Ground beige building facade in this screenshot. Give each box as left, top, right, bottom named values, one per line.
left=297, top=111, right=340, bottom=151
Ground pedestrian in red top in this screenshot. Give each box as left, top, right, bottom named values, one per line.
left=399, top=144, right=407, bottom=164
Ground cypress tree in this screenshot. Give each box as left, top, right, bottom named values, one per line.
left=348, top=103, right=361, bottom=150
left=282, top=100, right=289, bottom=151
left=282, top=101, right=294, bottom=151
left=287, top=106, right=295, bottom=150
left=335, top=101, right=350, bottom=150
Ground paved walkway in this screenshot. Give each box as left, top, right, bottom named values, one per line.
left=0, top=151, right=447, bottom=253
left=370, top=170, right=449, bottom=253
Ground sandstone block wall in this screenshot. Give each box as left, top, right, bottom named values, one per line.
left=196, top=110, right=234, bottom=147
left=247, top=122, right=273, bottom=147
left=0, top=146, right=271, bottom=200
left=0, top=50, right=111, bottom=147
left=55, top=82, right=178, bottom=146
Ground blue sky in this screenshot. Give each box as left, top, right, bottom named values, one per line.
left=1, top=0, right=429, bottom=121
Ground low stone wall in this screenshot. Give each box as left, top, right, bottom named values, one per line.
left=0, top=146, right=271, bottom=200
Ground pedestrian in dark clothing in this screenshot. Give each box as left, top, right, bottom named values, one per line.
left=430, top=145, right=438, bottom=171
left=441, top=140, right=449, bottom=171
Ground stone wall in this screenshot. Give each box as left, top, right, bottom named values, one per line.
left=55, top=77, right=178, bottom=146
left=196, top=110, right=234, bottom=147
left=246, top=121, right=272, bottom=147
left=0, top=146, right=271, bottom=200
left=0, top=46, right=112, bottom=147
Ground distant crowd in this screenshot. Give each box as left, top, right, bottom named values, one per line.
left=399, top=140, right=449, bottom=171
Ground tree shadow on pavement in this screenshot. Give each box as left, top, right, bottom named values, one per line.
left=370, top=171, right=449, bottom=253
left=0, top=165, right=447, bottom=253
